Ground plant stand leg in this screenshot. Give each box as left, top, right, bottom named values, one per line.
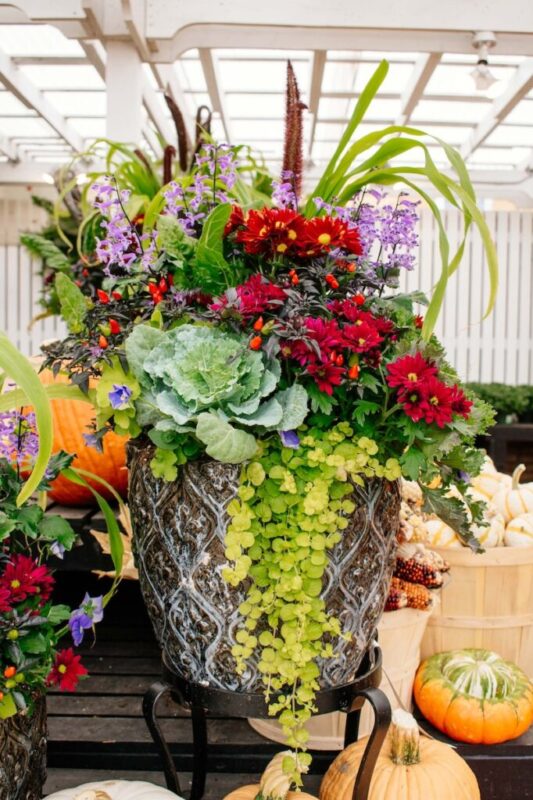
left=343, top=702, right=363, bottom=747
left=143, top=681, right=183, bottom=796
left=190, top=705, right=208, bottom=800
left=351, top=687, right=391, bottom=800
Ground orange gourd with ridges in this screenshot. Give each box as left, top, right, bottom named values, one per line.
left=38, top=369, right=128, bottom=505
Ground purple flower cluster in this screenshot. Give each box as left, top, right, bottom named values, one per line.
left=0, top=410, right=39, bottom=467
left=92, top=178, right=156, bottom=275
left=272, top=170, right=298, bottom=209
left=314, top=190, right=420, bottom=281
left=163, top=144, right=238, bottom=236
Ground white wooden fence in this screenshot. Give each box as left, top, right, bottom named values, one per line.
left=0, top=198, right=532, bottom=384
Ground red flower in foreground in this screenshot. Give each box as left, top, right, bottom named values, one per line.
left=386, top=352, right=438, bottom=391
left=299, top=216, right=362, bottom=257
left=211, top=274, right=287, bottom=318
left=47, top=648, right=88, bottom=692
left=306, top=361, right=345, bottom=395
left=0, top=555, right=54, bottom=605
left=417, top=377, right=455, bottom=428
left=236, top=208, right=305, bottom=255
left=0, top=585, right=12, bottom=613
left=343, top=321, right=384, bottom=354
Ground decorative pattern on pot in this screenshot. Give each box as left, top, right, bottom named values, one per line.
left=0, top=693, right=47, bottom=800
left=128, top=443, right=400, bottom=691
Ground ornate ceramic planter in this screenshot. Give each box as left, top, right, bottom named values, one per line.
left=0, top=694, right=47, bottom=800
left=128, top=442, right=401, bottom=691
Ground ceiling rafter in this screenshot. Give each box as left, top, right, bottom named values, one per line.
left=141, top=77, right=175, bottom=147
left=307, top=50, right=327, bottom=156
left=0, top=45, right=83, bottom=151
left=395, top=52, right=442, bottom=126
left=199, top=48, right=232, bottom=142
left=152, top=62, right=195, bottom=143
left=461, top=59, right=533, bottom=160
left=0, top=134, right=18, bottom=161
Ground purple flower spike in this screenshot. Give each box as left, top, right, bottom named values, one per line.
left=69, top=593, right=104, bottom=646
left=108, top=384, right=133, bottom=410
left=280, top=430, right=300, bottom=449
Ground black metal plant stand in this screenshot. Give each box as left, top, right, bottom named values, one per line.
left=143, top=643, right=391, bottom=800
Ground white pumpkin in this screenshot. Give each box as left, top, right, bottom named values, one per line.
left=471, top=508, right=505, bottom=548
left=425, top=518, right=463, bottom=548
left=481, top=455, right=498, bottom=474
left=492, top=464, right=533, bottom=522
left=471, top=470, right=511, bottom=501
left=504, top=513, right=533, bottom=547
left=45, top=781, right=183, bottom=800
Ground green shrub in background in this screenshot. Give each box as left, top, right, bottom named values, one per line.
left=466, top=383, right=533, bottom=424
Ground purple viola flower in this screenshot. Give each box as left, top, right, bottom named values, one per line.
left=108, top=384, right=133, bottom=410
left=69, top=594, right=104, bottom=646
left=50, top=541, right=66, bottom=560
left=280, top=430, right=300, bottom=449
left=83, top=432, right=99, bottom=448
left=0, top=409, right=39, bottom=466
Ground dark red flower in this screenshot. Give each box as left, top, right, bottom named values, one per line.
left=0, top=555, right=54, bottom=605
left=450, top=385, right=473, bottom=419
left=343, top=321, right=383, bottom=353
left=237, top=274, right=287, bottom=316
left=236, top=208, right=305, bottom=255
left=414, top=314, right=424, bottom=329
left=47, top=648, right=88, bottom=692
left=306, top=361, right=345, bottom=395
left=0, top=585, right=12, bottom=613
left=299, top=216, right=362, bottom=257
left=386, top=352, right=438, bottom=391
left=224, top=204, right=245, bottom=236
left=398, top=386, right=427, bottom=423
left=417, top=377, right=454, bottom=428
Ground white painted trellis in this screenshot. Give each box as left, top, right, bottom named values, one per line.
left=0, top=201, right=532, bottom=384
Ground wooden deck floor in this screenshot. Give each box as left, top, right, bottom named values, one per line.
left=45, top=573, right=533, bottom=800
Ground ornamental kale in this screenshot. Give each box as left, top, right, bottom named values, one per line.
left=125, top=324, right=308, bottom=463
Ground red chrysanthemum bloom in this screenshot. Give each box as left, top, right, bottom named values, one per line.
left=0, top=585, right=12, bottom=613
left=386, top=352, right=438, bottom=391
left=417, top=377, right=454, bottom=428
left=236, top=274, right=287, bottom=316
left=47, top=648, right=88, bottom=692
left=299, top=216, right=362, bottom=257
left=306, top=361, right=345, bottom=395
left=236, top=208, right=306, bottom=255
left=0, top=555, right=54, bottom=605
left=343, top=321, right=384, bottom=354
left=224, top=204, right=245, bottom=236
left=398, top=386, right=427, bottom=423
left=450, top=385, right=473, bottom=419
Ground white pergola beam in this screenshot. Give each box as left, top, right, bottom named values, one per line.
left=461, top=59, right=533, bottom=159
left=0, top=46, right=84, bottom=152
left=105, top=40, right=143, bottom=143
left=0, top=135, right=18, bottom=162
left=199, top=48, right=232, bottom=142
left=142, top=78, right=175, bottom=146
left=396, top=52, right=441, bottom=125
left=307, top=50, right=327, bottom=156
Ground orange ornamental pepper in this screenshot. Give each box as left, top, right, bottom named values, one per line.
left=354, top=293, right=365, bottom=306
left=253, top=317, right=264, bottom=332
left=98, top=335, right=108, bottom=349
left=325, top=274, right=339, bottom=289
left=250, top=336, right=263, bottom=350
left=3, top=666, right=16, bottom=679
left=348, top=364, right=360, bottom=380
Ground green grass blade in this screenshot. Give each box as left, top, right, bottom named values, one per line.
left=0, top=333, right=53, bottom=506
left=0, top=383, right=90, bottom=413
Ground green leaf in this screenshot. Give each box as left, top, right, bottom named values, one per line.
left=307, top=383, right=334, bottom=416
left=196, top=412, right=258, bottom=464
left=0, top=693, right=17, bottom=720
left=422, top=487, right=482, bottom=552
left=38, top=515, right=76, bottom=549
left=20, top=631, right=47, bottom=654
left=197, top=203, right=231, bottom=269
left=60, top=467, right=124, bottom=582
left=400, top=448, right=427, bottom=481
left=55, top=272, right=88, bottom=333
left=19, top=233, right=71, bottom=271
left=47, top=604, right=71, bottom=624
left=0, top=332, right=53, bottom=506
left=125, top=324, right=165, bottom=385
left=352, top=400, right=381, bottom=427
left=274, top=384, right=309, bottom=431
left=0, top=382, right=90, bottom=414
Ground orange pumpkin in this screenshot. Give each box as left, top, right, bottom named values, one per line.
left=320, top=709, right=480, bottom=800
left=414, top=649, right=533, bottom=745
left=38, top=369, right=128, bottom=506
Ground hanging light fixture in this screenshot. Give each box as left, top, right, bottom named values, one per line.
left=470, top=31, right=498, bottom=90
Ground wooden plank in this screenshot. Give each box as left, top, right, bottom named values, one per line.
left=79, top=655, right=161, bottom=675
left=47, top=716, right=271, bottom=745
